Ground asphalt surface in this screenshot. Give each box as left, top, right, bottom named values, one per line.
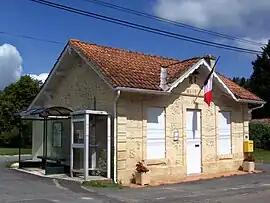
left=0, top=156, right=105, bottom=203
left=1, top=156, right=270, bottom=202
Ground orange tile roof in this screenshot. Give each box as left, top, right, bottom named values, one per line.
left=69, top=39, right=263, bottom=102
left=250, top=119, right=270, bottom=125
left=217, top=74, right=262, bottom=101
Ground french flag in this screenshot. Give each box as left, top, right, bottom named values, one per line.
left=203, top=66, right=215, bottom=106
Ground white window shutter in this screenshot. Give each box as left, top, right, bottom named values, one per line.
left=146, top=107, right=165, bottom=159
left=218, top=111, right=231, bottom=155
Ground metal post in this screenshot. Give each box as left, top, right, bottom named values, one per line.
left=107, top=115, right=111, bottom=179
left=91, top=115, right=96, bottom=170
left=70, top=118, right=74, bottom=177
left=84, top=114, right=89, bottom=180
left=44, top=118, right=48, bottom=169
left=18, top=119, right=22, bottom=168
left=42, top=119, right=46, bottom=169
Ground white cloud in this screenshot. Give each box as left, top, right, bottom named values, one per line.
left=0, top=43, right=49, bottom=90
left=153, top=0, right=270, bottom=29
left=215, top=37, right=269, bottom=53
left=28, top=73, right=49, bottom=83
left=234, top=37, right=269, bottom=52
left=153, top=0, right=270, bottom=39
left=153, top=0, right=270, bottom=55
left=0, top=44, right=22, bottom=90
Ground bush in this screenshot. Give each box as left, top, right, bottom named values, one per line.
left=0, top=127, right=20, bottom=147
left=135, top=161, right=149, bottom=173
left=244, top=155, right=255, bottom=162
left=249, top=123, right=270, bottom=150
left=0, top=121, right=32, bottom=148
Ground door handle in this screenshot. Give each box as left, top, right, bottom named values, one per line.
left=195, top=144, right=200, bottom=147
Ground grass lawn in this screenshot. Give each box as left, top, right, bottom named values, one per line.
left=82, top=180, right=125, bottom=189
left=253, top=148, right=270, bottom=163
left=0, top=148, right=31, bottom=156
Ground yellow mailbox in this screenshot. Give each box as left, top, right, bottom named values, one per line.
left=243, top=140, right=254, bottom=153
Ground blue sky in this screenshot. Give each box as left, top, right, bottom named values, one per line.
left=0, top=0, right=268, bottom=88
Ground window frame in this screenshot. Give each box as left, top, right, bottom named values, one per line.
left=146, top=106, right=166, bottom=160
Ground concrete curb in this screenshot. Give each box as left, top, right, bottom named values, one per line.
left=12, top=168, right=84, bottom=183
left=0, top=154, right=31, bottom=157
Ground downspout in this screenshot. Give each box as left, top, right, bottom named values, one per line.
left=248, top=103, right=265, bottom=114
left=113, top=90, right=121, bottom=183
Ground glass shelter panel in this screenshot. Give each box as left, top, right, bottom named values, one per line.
left=89, top=115, right=108, bottom=177
left=73, top=148, right=84, bottom=170
left=70, top=111, right=111, bottom=181
left=45, top=119, right=71, bottom=165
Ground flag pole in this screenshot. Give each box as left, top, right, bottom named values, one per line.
left=193, top=56, right=220, bottom=103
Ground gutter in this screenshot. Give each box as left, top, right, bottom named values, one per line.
left=113, top=90, right=121, bottom=183
left=114, top=87, right=170, bottom=95
left=248, top=103, right=265, bottom=114
left=237, top=99, right=266, bottom=114
left=238, top=99, right=266, bottom=105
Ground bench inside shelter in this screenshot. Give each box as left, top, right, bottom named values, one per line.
left=37, top=156, right=66, bottom=175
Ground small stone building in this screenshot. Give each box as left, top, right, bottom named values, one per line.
left=28, top=39, right=265, bottom=184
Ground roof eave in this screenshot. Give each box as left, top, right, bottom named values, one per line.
left=166, top=59, right=205, bottom=92
left=238, top=98, right=266, bottom=104
left=114, top=87, right=170, bottom=95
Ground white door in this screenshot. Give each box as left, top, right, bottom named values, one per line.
left=146, top=107, right=165, bottom=160
left=186, top=109, right=201, bottom=175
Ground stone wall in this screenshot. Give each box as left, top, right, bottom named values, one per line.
left=43, top=58, right=115, bottom=113
left=116, top=71, right=247, bottom=184
left=35, top=56, right=249, bottom=184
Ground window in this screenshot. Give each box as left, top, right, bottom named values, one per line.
left=218, top=111, right=231, bottom=155
left=146, top=107, right=166, bottom=159
left=52, top=122, right=62, bottom=147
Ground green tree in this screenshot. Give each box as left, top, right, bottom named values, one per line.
left=249, top=40, right=270, bottom=118
left=232, top=77, right=250, bottom=88
left=0, top=75, right=41, bottom=147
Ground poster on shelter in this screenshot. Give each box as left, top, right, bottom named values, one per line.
left=53, top=122, right=62, bottom=147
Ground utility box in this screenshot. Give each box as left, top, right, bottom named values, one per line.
left=243, top=140, right=254, bottom=152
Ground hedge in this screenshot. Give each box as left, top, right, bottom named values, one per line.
left=249, top=123, right=270, bottom=150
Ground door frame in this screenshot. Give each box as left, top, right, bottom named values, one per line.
left=185, top=108, right=202, bottom=175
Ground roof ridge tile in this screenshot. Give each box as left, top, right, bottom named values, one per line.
left=70, top=39, right=187, bottom=62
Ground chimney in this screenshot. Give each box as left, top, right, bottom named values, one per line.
left=205, top=54, right=216, bottom=69
left=159, top=66, right=167, bottom=90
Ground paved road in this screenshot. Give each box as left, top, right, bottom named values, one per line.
left=80, top=164, right=270, bottom=203
left=0, top=156, right=109, bottom=203
left=1, top=156, right=270, bottom=203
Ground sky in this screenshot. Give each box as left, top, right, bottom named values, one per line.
left=0, top=0, right=269, bottom=89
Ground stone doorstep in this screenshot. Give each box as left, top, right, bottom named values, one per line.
left=123, top=170, right=263, bottom=188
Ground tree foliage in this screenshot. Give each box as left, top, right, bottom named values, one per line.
left=0, top=75, right=40, bottom=147
left=249, top=123, right=270, bottom=150
left=231, top=40, right=270, bottom=119
left=249, top=40, right=270, bottom=118
left=232, top=77, right=250, bottom=89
